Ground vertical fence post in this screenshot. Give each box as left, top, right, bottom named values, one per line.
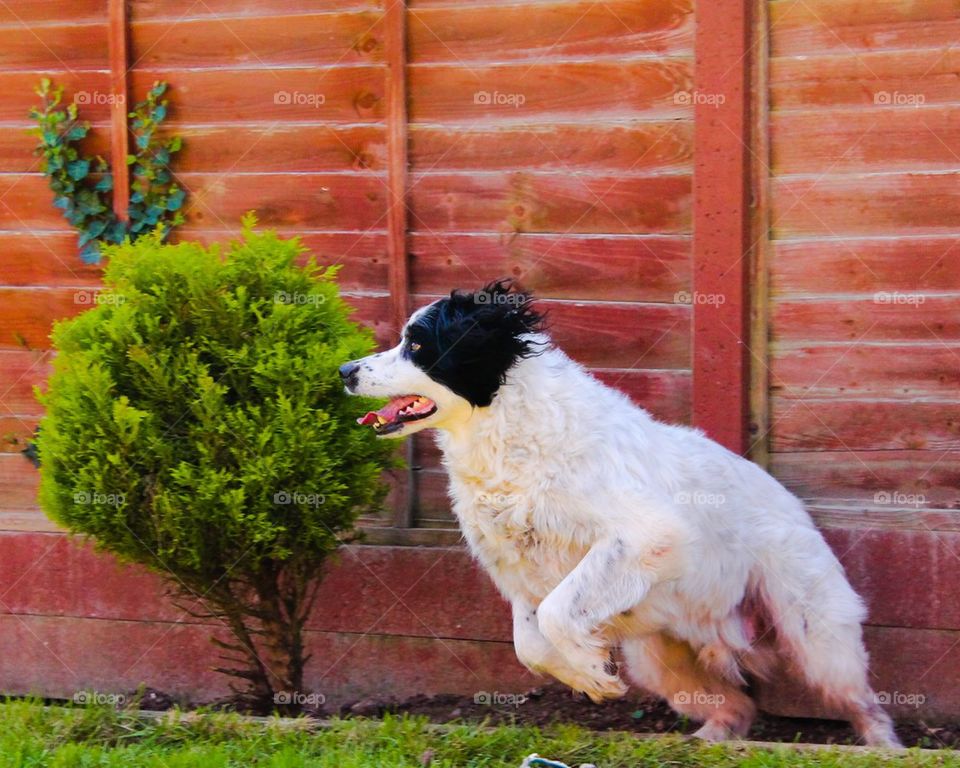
left=384, top=0, right=416, bottom=527
left=692, top=0, right=753, bottom=454
left=107, top=0, right=130, bottom=222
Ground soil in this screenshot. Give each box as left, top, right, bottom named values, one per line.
left=336, top=684, right=960, bottom=751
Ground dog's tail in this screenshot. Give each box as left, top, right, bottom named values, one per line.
left=752, top=525, right=899, bottom=746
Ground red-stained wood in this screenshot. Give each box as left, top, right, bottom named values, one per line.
left=771, top=450, right=960, bottom=511
left=771, top=237, right=960, bottom=295
left=771, top=295, right=960, bottom=343
left=154, top=125, right=387, bottom=173
left=0, top=416, right=39, bottom=454
left=409, top=122, right=693, bottom=173
left=0, top=232, right=101, bottom=286
left=773, top=172, right=960, bottom=238
left=409, top=233, right=690, bottom=303
left=770, top=0, right=960, bottom=56
left=129, top=12, right=384, bottom=68
left=769, top=397, right=960, bottom=452
left=771, top=344, right=960, bottom=399
left=127, top=68, right=385, bottom=123
left=384, top=0, right=410, bottom=340
left=129, top=0, right=380, bottom=18
left=691, top=0, right=752, bottom=453
left=407, top=60, right=692, bottom=122
left=408, top=0, right=693, bottom=62
left=0, top=456, right=40, bottom=514
left=772, top=107, right=960, bottom=175
left=1, top=124, right=111, bottom=174
left=0, top=1, right=106, bottom=24
left=172, top=173, right=387, bottom=231
left=770, top=48, right=960, bottom=110
left=0, top=72, right=112, bottom=122
left=108, top=0, right=130, bottom=222
left=0, top=22, right=109, bottom=69
left=0, top=350, right=52, bottom=414
left=408, top=172, right=691, bottom=235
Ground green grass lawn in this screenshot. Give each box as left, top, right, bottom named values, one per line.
left=1, top=700, right=956, bottom=768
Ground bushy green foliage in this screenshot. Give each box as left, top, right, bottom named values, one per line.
left=36, top=221, right=395, bottom=706
left=29, top=78, right=184, bottom=264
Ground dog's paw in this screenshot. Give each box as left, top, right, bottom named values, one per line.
left=691, top=721, right=737, bottom=742
left=574, top=670, right=629, bottom=704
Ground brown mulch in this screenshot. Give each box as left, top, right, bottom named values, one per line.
left=336, top=683, right=960, bottom=751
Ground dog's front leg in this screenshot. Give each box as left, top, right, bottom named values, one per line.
left=536, top=531, right=682, bottom=703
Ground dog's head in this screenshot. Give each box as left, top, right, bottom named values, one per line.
left=340, top=280, right=546, bottom=437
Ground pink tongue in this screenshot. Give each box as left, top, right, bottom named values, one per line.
left=357, top=396, right=418, bottom=426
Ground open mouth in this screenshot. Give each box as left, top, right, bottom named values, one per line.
left=357, top=395, right=438, bottom=435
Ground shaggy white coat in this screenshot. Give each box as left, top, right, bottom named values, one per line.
left=347, top=326, right=900, bottom=747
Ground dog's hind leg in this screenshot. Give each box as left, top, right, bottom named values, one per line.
left=622, top=632, right=756, bottom=740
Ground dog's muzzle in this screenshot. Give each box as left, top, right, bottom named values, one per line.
left=339, top=361, right=360, bottom=391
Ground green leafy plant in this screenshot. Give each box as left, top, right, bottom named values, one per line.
left=29, top=79, right=184, bottom=264
left=35, top=220, right=396, bottom=710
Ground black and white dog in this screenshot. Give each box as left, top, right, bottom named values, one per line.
left=339, top=281, right=900, bottom=747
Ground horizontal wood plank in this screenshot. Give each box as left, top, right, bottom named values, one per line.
left=771, top=107, right=960, bottom=175
left=0, top=71, right=111, bottom=122
left=129, top=0, right=381, bottom=19
left=409, top=122, right=693, bottom=173
left=409, top=233, right=690, bottom=302
left=770, top=237, right=960, bottom=295
left=770, top=0, right=960, bottom=56
left=130, top=12, right=383, bottom=69
left=0, top=22, right=108, bottom=70
left=408, top=59, right=692, bottom=122
left=771, top=295, right=960, bottom=343
left=771, top=48, right=960, bottom=110
left=408, top=0, right=693, bottom=62
left=0, top=454, right=40, bottom=514
left=772, top=172, right=960, bottom=238
left=770, top=397, right=960, bottom=451
left=0, top=1, right=105, bottom=24
left=0, top=349, right=51, bottom=414
left=409, top=172, right=691, bottom=234
left=0, top=232, right=101, bottom=286
left=773, top=450, right=960, bottom=510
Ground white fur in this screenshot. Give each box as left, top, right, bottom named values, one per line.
left=348, top=328, right=901, bottom=748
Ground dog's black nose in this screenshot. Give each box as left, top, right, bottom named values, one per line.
left=339, top=361, right=360, bottom=389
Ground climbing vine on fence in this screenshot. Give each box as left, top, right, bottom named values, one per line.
left=29, top=79, right=185, bottom=264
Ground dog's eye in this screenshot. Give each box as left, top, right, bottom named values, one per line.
left=409, top=342, right=422, bottom=352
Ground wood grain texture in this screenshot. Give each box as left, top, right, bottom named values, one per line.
left=771, top=107, right=960, bottom=175
left=408, top=0, right=693, bottom=62
left=771, top=237, right=960, bottom=295
left=130, top=12, right=384, bottom=68
left=409, top=122, right=693, bottom=173
left=127, top=68, right=385, bottom=123
left=408, top=59, right=693, bottom=122
left=108, top=0, right=130, bottom=221
left=770, top=397, right=960, bottom=451
left=771, top=48, right=960, bottom=110
left=0, top=456, right=40, bottom=515
left=409, top=233, right=690, bottom=302
left=770, top=0, right=960, bottom=56
left=0, top=72, right=112, bottom=122
left=0, top=0, right=106, bottom=24
left=0, top=232, right=101, bottom=286
left=772, top=450, right=960, bottom=510
left=408, top=172, right=691, bottom=234
left=771, top=295, right=960, bottom=343
left=0, top=349, right=52, bottom=414
left=772, top=172, right=960, bottom=238
left=0, top=123, right=111, bottom=173
left=129, top=0, right=381, bottom=19
left=771, top=343, right=960, bottom=399
left=0, top=22, right=108, bottom=69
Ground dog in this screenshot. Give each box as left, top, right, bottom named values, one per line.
left=339, top=280, right=900, bottom=747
